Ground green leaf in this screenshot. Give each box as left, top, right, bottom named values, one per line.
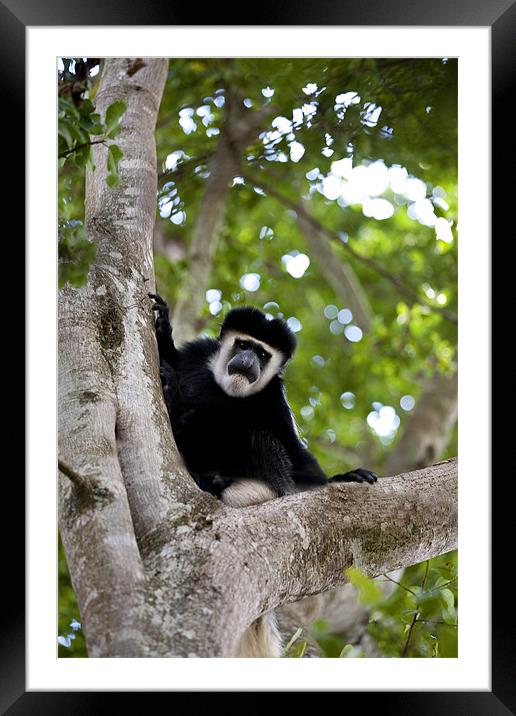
left=339, top=644, right=365, bottom=658
left=439, top=588, right=456, bottom=621
left=58, top=120, right=74, bottom=148
left=89, top=123, right=105, bottom=136
left=283, top=627, right=303, bottom=655
left=67, top=119, right=89, bottom=145
left=107, top=124, right=122, bottom=139
left=108, top=144, right=124, bottom=163
left=106, top=173, right=120, bottom=188
left=81, top=98, right=95, bottom=114
left=438, top=624, right=458, bottom=657
left=73, top=145, right=92, bottom=168
left=105, top=100, right=127, bottom=136
left=58, top=226, right=96, bottom=289
left=106, top=144, right=123, bottom=188
left=289, top=640, right=307, bottom=658
left=345, top=566, right=383, bottom=605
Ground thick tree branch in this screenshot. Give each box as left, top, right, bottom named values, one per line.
left=148, top=458, right=457, bottom=656
left=59, top=286, right=148, bottom=656
left=220, top=458, right=456, bottom=594
left=83, top=58, right=201, bottom=517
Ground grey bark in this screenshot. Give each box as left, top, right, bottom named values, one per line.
left=59, top=57, right=196, bottom=657
left=58, top=59, right=458, bottom=658
left=171, top=91, right=270, bottom=345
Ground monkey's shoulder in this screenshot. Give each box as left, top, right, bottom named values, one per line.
left=173, top=337, right=222, bottom=401
left=176, top=336, right=220, bottom=367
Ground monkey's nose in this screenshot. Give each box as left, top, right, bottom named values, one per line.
left=228, top=351, right=258, bottom=382
left=240, top=351, right=254, bottom=368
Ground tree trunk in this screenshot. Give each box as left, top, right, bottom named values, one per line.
left=58, top=56, right=192, bottom=657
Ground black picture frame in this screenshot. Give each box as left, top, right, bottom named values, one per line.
left=7, top=0, right=510, bottom=710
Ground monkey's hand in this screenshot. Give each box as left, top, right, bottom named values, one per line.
left=148, top=293, right=177, bottom=366
left=148, top=292, right=171, bottom=331
left=331, top=468, right=378, bottom=485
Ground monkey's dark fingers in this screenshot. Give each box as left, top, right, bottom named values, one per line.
left=332, top=472, right=365, bottom=484
left=354, top=468, right=378, bottom=483
left=148, top=292, right=164, bottom=302
left=148, top=293, right=169, bottom=313
left=332, top=468, right=378, bottom=485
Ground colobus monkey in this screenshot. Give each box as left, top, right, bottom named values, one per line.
left=149, top=294, right=377, bottom=656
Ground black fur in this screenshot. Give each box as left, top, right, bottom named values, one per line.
left=149, top=294, right=378, bottom=498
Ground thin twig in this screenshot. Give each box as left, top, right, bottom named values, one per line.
left=158, top=151, right=215, bottom=185
left=58, top=459, right=89, bottom=490
left=415, top=619, right=457, bottom=627
left=59, top=138, right=106, bottom=159
left=401, top=559, right=430, bottom=657
left=58, top=458, right=114, bottom=505
left=380, top=573, right=419, bottom=599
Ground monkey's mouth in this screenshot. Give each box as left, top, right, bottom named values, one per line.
left=227, top=366, right=258, bottom=384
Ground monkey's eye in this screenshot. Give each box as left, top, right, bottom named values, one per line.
left=257, top=347, right=270, bottom=362
left=235, top=339, right=248, bottom=350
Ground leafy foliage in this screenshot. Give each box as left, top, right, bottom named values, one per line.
left=58, top=58, right=126, bottom=288
left=283, top=552, right=458, bottom=658
left=58, top=535, right=86, bottom=657
left=351, top=553, right=458, bottom=658
left=58, top=222, right=96, bottom=289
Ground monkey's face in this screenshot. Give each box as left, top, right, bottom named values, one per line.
left=210, top=332, right=284, bottom=397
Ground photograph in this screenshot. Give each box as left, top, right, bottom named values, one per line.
left=9, top=6, right=503, bottom=705
left=57, top=56, right=459, bottom=661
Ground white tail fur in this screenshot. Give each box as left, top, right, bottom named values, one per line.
left=221, top=479, right=277, bottom=508
left=235, top=612, right=282, bottom=658
left=222, top=480, right=282, bottom=657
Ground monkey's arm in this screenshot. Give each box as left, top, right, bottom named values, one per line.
left=148, top=293, right=178, bottom=368
left=291, top=440, right=378, bottom=487
left=267, top=387, right=328, bottom=487
left=158, top=359, right=179, bottom=421
left=247, top=429, right=296, bottom=496
left=273, top=388, right=378, bottom=487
